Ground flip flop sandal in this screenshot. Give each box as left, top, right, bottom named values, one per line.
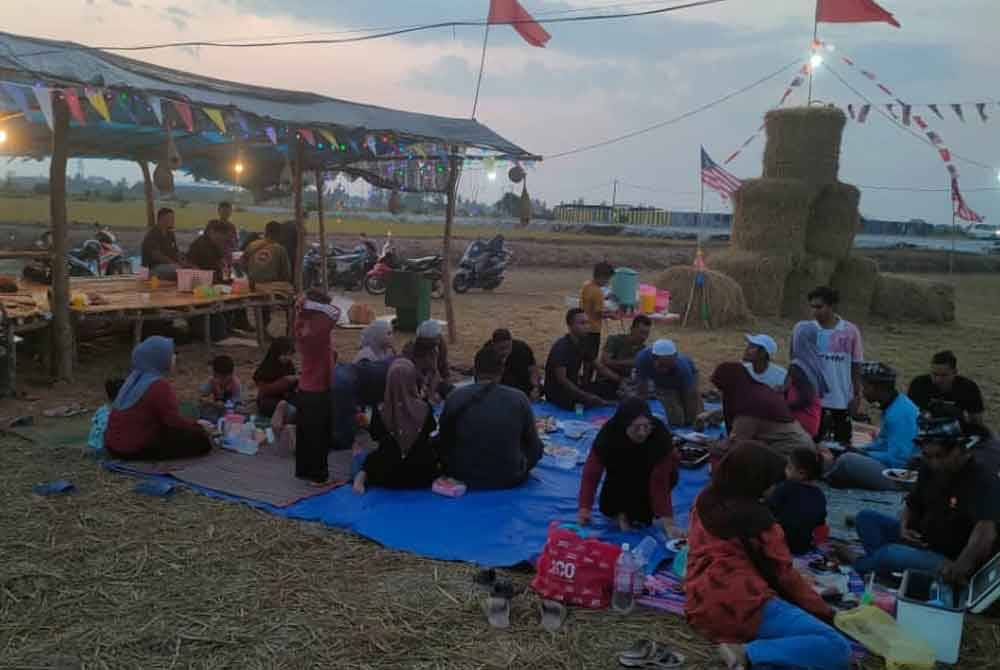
left=483, top=595, right=511, bottom=629
left=490, top=578, right=523, bottom=600
left=473, top=568, right=497, bottom=589
left=619, top=640, right=657, bottom=661
left=619, top=648, right=685, bottom=669
left=540, top=599, right=567, bottom=633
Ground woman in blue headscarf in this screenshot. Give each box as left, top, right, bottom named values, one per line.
left=104, top=336, right=212, bottom=460
left=785, top=322, right=829, bottom=439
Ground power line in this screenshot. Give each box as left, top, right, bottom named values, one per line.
left=859, top=184, right=1000, bottom=193
left=13, top=0, right=731, bottom=56
left=825, top=63, right=996, bottom=173
left=545, top=59, right=801, bottom=160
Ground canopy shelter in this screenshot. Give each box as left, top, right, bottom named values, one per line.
left=0, top=30, right=540, bottom=381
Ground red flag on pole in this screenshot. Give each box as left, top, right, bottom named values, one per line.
left=489, top=0, right=551, bottom=47
left=816, top=0, right=901, bottom=28
left=952, top=178, right=984, bottom=223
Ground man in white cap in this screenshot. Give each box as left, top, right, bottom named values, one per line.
left=635, top=339, right=702, bottom=426
left=742, top=334, right=787, bottom=390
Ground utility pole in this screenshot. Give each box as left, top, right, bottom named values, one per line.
left=611, top=178, right=618, bottom=207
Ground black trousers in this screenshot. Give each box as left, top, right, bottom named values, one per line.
left=819, top=408, right=853, bottom=446
left=111, top=425, right=212, bottom=461
left=295, top=390, right=331, bottom=482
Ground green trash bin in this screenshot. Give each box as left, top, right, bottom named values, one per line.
left=386, top=271, right=431, bottom=332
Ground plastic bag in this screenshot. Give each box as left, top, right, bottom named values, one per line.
left=834, top=605, right=935, bottom=670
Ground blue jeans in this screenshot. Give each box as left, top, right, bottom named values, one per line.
left=747, top=598, right=851, bottom=670
left=853, top=510, right=947, bottom=576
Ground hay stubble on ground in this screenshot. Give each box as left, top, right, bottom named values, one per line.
left=3, top=266, right=1000, bottom=668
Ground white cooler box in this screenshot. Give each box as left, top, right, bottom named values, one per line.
left=896, top=554, right=1000, bottom=664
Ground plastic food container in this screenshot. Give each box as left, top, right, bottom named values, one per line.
left=176, top=268, right=215, bottom=292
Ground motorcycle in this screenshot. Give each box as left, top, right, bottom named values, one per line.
left=22, top=225, right=131, bottom=283
left=452, top=235, right=511, bottom=294
left=364, top=245, right=444, bottom=298
left=303, top=242, right=376, bottom=291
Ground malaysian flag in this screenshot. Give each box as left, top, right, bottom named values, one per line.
left=952, top=178, right=984, bottom=223
left=701, top=147, right=743, bottom=200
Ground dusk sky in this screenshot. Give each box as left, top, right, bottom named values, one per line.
left=5, top=1, right=999, bottom=224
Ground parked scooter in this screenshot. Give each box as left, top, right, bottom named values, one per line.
left=303, top=242, right=376, bottom=291
left=22, top=224, right=131, bottom=283
left=364, top=241, right=444, bottom=298
left=452, top=234, right=511, bottom=294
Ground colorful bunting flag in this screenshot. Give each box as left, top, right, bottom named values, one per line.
left=946, top=164, right=959, bottom=178
left=1, top=82, right=31, bottom=116
left=926, top=131, right=943, bottom=146
left=235, top=112, right=250, bottom=135
left=842, top=56, right=855, bottom=66
left=62, top=88, right=86, bottom=125
left=938, top=148, right=951, bottom=163
left=85, top=87, right=110, bottom=121
left=861, top=70, right=877, bottom=81
left=349, top=140, right=360, bottom=154
left=877, top=83, right=893, bottom=96
left=172, top=100, right=193, bottom=132
left=318, top=128, right=338, bottom=147
left=148, top=96, right=163, bottom=125
left=789, top=76, right=804, bottom=88
left=816, top=0, right=901, bottom=28
left=366, top=135, right=378, bottom=155
left=32, top=85, right=54, bottom=130
left=298, top=128, right=315, bottom=146
left=886, top=103, right=896, bottom=118
left=928, top=104, right=943, bottom=120
left=976, top=103, right=989, bottom=122
left=779, top=88, right=793, bottom=105
left=901, top=105, right=912, bottom=126
left=204, top=108, right=226, bottom=133
left=857, top=105, right=871, bottom=123
left=847, top=104, right=855, bottom=120
left=913, top=115, right=928, bottom=130
left=951, top=104, right=964, bottom=122
left=952, top=177, right=984, bottom=222
left=264, top=126, right=277, bottom=144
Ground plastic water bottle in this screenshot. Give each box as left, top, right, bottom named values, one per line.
left=612, top=543, right=639, bottom=613
left=632, top=536, right=660, bottom=572
left=575, top=403, right=584, bottom=418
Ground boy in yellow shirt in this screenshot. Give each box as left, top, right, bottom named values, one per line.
left=580, top=262, right=614, bottom=370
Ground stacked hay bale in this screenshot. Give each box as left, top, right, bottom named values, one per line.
left=872, top=275, right=956, bottom=323
left=830, top=256, right=880, bottom=319
left=655, top=266, right=750, bottom=327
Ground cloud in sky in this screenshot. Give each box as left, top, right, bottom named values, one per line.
left=5, top=0, right=999, bottom=224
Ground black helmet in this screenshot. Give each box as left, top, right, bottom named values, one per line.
left=861, top=361, right=897, bottom=384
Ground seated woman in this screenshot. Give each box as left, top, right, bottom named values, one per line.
left=577, top=398, right=684, bottom=539
left=711, top=362, right=815, bottom=457
left=686, top=442, right=850, bottom=670
left=785, top=322, right=826, bottom=439
left=104, top=337, right=213, bottom=461
left=825, top=362, right=919, bottom=491
left=254, top=338, right=298, bottom=444
left=353, top=320, right=395, bottom=364
left=352, top=357, right=440, bottom=494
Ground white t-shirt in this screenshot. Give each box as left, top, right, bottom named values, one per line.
left=814, top=318, right=864, bottom=410
left=743, top=362, right=787, bottom=390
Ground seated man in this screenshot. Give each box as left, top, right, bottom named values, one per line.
left=635, top=339, right=702, bottom=426
left=543, top=308, right=620, bottom=410
left=601, top=314, right=652, bottom=379
left=908, top=350, right=990, bottom=437
left=440, top=347, right=543, bottom=490
left=825, top=362, right=919, bottom=491
left=837, top=417, right=1000, bottom=583
left=244, top=220, right=292, bottom=284
left=478, top=328, right=540, bottom=400
left=402, top=320, right=452, bottom=401
left=742, top=333, right=787, bottom=390
left=141, top=207, right=185, bottom=279
left=187, top=219, right=230, bottom=282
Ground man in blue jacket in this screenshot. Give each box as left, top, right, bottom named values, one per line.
left=825, top=362, right=919, bottom=490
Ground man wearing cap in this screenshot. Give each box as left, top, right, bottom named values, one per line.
left=742, top=334, right=787, bottom=390
left=836, top=417, right=1000, bottom=584
left=825, top=362, right=919, bottom=491
left=635, top=339, right=702, bottom=426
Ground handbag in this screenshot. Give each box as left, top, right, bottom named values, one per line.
left=531, top=522, right=622, bottom=609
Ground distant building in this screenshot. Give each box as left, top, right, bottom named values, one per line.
left=553, top=203, right=729, bottom=228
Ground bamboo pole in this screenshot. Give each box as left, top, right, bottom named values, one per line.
left=292, top=139, right=305, bottom=292
left=138, top=160, right=155, bottom=228
left=49, top=95, right=73, bottom=380
left=442, top=151, right=460, bottom=345
left=315, top=169, right=328, bottom=293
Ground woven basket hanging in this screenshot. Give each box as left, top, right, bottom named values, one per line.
left=519, top=183, right=531, bottom=227
left=387, top=190, right=402, bottom=214
left=153, top=162, right=174, bottom=193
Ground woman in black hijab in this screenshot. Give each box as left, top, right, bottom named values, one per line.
left=577, top=398, right=683, bottom=538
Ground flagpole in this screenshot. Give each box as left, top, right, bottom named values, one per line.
left=471, top=24, right=491, bottom=119
left=949, top=198, right=956, bottom=277
left=807, top=5, right=818, bottom=104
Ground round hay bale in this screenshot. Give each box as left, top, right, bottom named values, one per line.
left=709, top=249, right=792, bottom=317
left=830, top=256, right=879, bottom=319
left=763, top=106, right=846, bottom=184
left=806, top=182, right=861, bottom=261
left=871, top=274, right=956, bottom=323
left=731, top=178, right=819, bottom=257
left=781, top=254, right=838, bottom=318
left=655, top=265, right=750, bottom=327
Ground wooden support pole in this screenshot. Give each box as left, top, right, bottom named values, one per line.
left=49, top=95, right=74, bottom=381
left=442, top=150, right=460, bottom=345
left=315, top=169, right=329, bottom=294
left=138, top=160, right=156, bottom=228
left=292, top=140, right=305, bottom=293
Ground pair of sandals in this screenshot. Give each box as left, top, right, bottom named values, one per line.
left=618, top=640, right=686, bottom=669
left=475, top=569, right=568, bottom=632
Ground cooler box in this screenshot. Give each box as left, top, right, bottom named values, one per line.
left=611, top=268, right=638, bottom=310
left=896, top=555, right=1000, bottom=664
left=385, top=271, right=430, bottom=332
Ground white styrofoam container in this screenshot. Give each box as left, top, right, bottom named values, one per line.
left=896, top=554, right=1000, bottom=664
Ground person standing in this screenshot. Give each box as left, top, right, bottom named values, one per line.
left=293, top=292, right=340, bottom=484
left=908, top=350, right=990, bottom=437
left=742, top=334, right=787, bottom=390
left=804, top=287, right=864, bottom=446
left=580, top=261, right=614, bottom=379
left=543, top=308, right=619, bottom=410
left=141, top=207, right=185, bottom=279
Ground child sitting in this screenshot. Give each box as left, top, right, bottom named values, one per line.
left=87, top=377, right=124, bottom=454
left=767, top=447, right=828, bottom=555
left=199, top=355, right=242, bottom=421
left=253, top=337, right=297, bottom=417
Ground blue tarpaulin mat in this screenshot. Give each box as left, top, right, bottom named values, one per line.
left=108, top=401, right=719, bottom=568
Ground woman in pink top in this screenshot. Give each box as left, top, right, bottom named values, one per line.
left=785, top=321, right=827, bottom=439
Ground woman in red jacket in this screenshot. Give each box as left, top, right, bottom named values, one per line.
left=105, top=336, right=212, bottom=460
left=685, top=441, right=850, bottom=670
